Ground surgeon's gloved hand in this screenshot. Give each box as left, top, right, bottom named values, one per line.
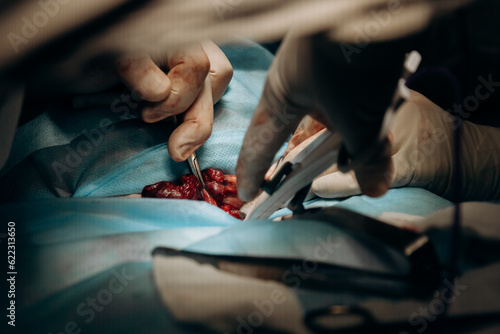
left=305, top=90, right=500, bottom=201
left=26, top=40, right=233, bottom=162
left=116, top=40, right=232, bottom=161
left=237, top=32, right=411, bottom=201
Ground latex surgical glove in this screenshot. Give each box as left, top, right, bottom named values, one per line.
left=25, top=40, right=233, bottom=162
left=309, top=90, right=500, bottom=201
left=115, top=40, right=233, bottom=161
left=237, top=32, right=413, bottom=201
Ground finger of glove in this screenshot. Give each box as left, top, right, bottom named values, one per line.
left=354, top=137, right=394, bottom=197
left=115, top=54, right=171, bottom=102
left=313, top=131, right=398, bottom=198
left=236, top=99, right=303, bottom=201
left=311, top=136, right=394, bottom=199
left=168, top=77, right=214, bottom=162
left=201, top=40, right=233, bottom=104
left=312, top=170, right=362, bottom=199
left=236, top=35, right=312, bottom=201
left=143, top=45, right=210, bottom=122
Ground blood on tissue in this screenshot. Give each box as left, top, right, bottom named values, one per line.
left=142, top=168, right=245, bottom=219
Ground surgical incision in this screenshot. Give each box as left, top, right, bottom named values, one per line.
left=142, top=168, right=245, bottom=219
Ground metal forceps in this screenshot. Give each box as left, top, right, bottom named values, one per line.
left=170, top=116, right=206, bottom=195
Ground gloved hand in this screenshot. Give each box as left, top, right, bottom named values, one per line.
left=24, top=40, right=233, bottom=162
left=237, top=32, right=412, bottom=201
left=299, top=90, right=500, bottom=201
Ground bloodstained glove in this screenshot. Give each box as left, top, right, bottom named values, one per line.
left=237, top=32, right=414, bottom=201
left=310, top=90, right=500, bottom=201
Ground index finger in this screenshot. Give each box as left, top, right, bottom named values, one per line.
left=236, top=96, right=302, bottom=202
left=115, top=54, right=171, bottom=102
left=168, top=77, right=214, bottom=161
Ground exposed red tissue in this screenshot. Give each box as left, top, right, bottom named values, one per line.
left=220, top=195, right=244, bottom=209
left=205, top=181, right=226, bottom=196
left=201, top=189, right=218, bottom=206
left=205, top=168, right=225, bottom=183
left=142, top=168, right=244, bottom=219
